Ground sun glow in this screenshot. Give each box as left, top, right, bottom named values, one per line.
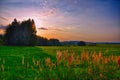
left=34, top=19, right=41, bottom=28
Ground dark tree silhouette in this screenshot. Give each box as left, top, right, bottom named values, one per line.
left=88, top=43, right=96, bottom=46
left=37, top=36, right=48, bottom=46
left=0, top=34, right=4, bottom=45
left=78, top=41, right=86, bottom=46
left=4, top=18, right=37, bottom=46
left=48, top=38, right=61, bottom=46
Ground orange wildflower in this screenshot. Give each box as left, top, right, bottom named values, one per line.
left=56, top=51, right=62, bottom=65
left=118, top=57, right=120, bottom=66
left=45, top=57, right=51, bottom=66
left=68, top=53, right=74, bottom=66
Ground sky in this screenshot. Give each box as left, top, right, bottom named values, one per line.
left=0, top=0, right=120, bottom=42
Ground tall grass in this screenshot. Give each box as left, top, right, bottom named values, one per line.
left=0, top=50, right=120, bottom=80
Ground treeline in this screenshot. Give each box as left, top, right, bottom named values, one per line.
left=0, top=18, right=88, bottom=46
left=37, top=36, right=61, bottom=46
left=0, top=19, right=62, bottom=46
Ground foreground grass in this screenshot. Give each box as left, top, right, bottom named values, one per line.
left=0, top=46, right=120, bottom=80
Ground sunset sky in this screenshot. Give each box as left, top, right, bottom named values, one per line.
left=0, top=0, right=120, bottom=42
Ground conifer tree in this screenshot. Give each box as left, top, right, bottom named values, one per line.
left=4, top=18, right=37, bottom=46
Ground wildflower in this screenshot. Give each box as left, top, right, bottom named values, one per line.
left=81, top=52, right=89, bottom=61
left=45, top=57, right=51, bottom=66
left=68, top=53, right=74, bottom=66
left=63, top=51, right=68, bottom=60
left=118, top=57, right=120, bottom=66
left=102, top=57, right=108, bottom=64
left=85, top=53, right=89, bottom=60
left=56, top=51, right=62, bottom=60
left=98, top=52, right=102, bottom=58
left=92, top=52, right=96, bottom=60
left=56, top=51, right=62, bottom=65
left=81, top=53, right=85, bottom=61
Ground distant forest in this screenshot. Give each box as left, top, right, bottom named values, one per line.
left=0, top=19, right=87, bottom=46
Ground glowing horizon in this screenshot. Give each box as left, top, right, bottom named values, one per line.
left=0, top=0, right=120, bottom=42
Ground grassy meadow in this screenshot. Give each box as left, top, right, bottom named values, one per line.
left=0, top=45, right=120, bottom=80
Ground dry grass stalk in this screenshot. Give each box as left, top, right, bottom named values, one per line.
left=32, top=57, right=36, bottom=65
left=1, top=64, right=4, bottom=72
left=22, top=56, right=24, bottom=65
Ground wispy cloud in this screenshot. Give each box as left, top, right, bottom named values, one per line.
left=0, top=16, right=8, bottom=21
left=37, top=27, right=63, bottom=31
left=40, top=8, right=57, bottom=17
left=37, top=27, right=48, bottom=30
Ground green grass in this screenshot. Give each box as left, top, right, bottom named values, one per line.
left=0, top=46, right=120, bottom=80
left=40, top=46, right=120, bottom=56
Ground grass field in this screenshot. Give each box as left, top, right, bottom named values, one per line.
left=0, top=45, right=120, bottom=80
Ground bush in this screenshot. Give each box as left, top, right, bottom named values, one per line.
left=78, top=41, right=86, bottom=46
